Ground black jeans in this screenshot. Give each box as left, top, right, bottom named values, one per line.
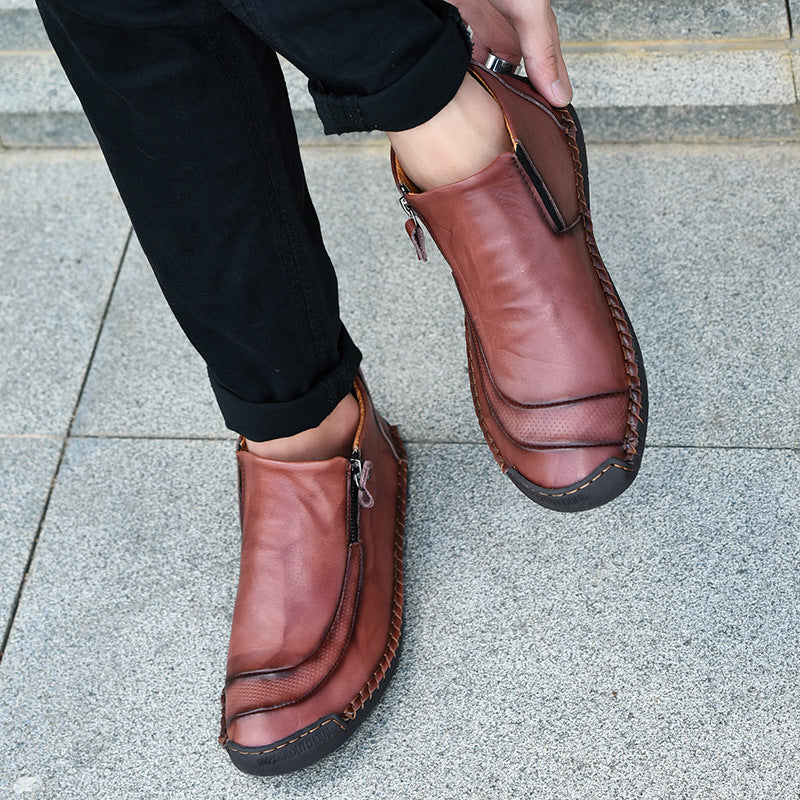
left=36, top=0, right=471, bottom=439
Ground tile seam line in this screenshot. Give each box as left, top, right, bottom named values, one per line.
left=0, top=225, right=133, bottom=667
left=61, top=433, right=800, bottom=453
left=561, top=37, right=792, bottom=53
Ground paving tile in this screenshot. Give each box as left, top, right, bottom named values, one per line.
left=0, top=437, right=61, bottom=633
left=588, top=141, right=800, bottom=447
left=4, top=47, right=797, bottom=148
left=578, top=103, right=800, bottom=143
left=1, top=0, right=789, bottom=51
left=0, top=53, right=97, bottom=146
left=0, top=440, right=798, bottom=798
left=0, top=53, right=80, bottom=113
left=0, top=151, right=130, bottom=435
left=793, top=48, right=800, bottom=103
left=0, top=110, right=97, bottom=147
left=552, top=0, right=789, bottom=42
left=567, top=48, right=795, bottom=108
left=0, top=0, right=50, bottom=49
left=71, top=237, right=227, bottom=438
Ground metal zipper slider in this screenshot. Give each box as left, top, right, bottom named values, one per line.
left=350, top=454, right=375, bottom=509
left=399, top=183, right=428, bottom=262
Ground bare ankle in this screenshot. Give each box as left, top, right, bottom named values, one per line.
left=245, top=392, right=360, bottom=462
left=386, top=73, right=510, bottom=191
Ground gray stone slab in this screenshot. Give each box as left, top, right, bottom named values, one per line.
left=0, top=111, right=97, bottom=147
left=567, top=48, right=795, bottom=108
left=1, top=439, right=798, bottom=798
left=579, top=103, right=800, bottom=143
left=0, top=0, right=789, bottom=51
left=0, top=437, right=61, bottom=632
left=793, top=47, right=800, bottom=102
left=4, top=46, right=798, bottom=148
left=0, top=53, right=98, bottom=146
left=0, top=3, right=50, bottom=50
left=0, top=150, right=130, bottom=435
left=0, top=53, right=80, bottom=113
left=71, top=237, right=227, bottom=438
left=588, top=141, right=800, bottom=448
left=552, top=0, right=789, bottom=42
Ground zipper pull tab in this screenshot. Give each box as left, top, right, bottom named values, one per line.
left=350, top=456, right=375, bottom=509
left=399, top=184, right=428, bottom=262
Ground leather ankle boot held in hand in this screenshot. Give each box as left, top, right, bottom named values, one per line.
left=219, top=375, right=407, bottom=774
left=392, top=61, right=647, bottom=512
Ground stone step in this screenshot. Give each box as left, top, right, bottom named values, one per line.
left=0, top=0, right=49, bottom=50
left=1, top=0, right=798, bottom=146
left=1, top=0, right=792, bottom=50
left=553, top=0, right=790, bottom=42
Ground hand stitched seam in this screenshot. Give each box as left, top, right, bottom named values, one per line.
left=557, top=107, right=644, bottom=458
left=226, top=718, right=346, bottom=755
left=467, top=325, right=633, bottom=495
left=342, top=424, right=407, bottom=720
left=522, top=462, right=633, bottom=498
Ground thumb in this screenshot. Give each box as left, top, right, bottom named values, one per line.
left=518, top=9, right=572, bottom=106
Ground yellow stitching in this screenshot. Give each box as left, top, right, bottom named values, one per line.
left=226, top=717, right=346, bottom=755
left=519, top=462, right=634, bottom=499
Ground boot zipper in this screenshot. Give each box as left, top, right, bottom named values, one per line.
left=399, top=183, right=428, bottom=262
left=349, top=451, right=375, bottom=543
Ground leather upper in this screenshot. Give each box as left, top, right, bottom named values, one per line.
left=392, top=63, right=642, bottom=489
left=221, top=377, right=406, bottom=748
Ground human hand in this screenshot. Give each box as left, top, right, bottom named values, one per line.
left=450, top=0, right=573, bottom=107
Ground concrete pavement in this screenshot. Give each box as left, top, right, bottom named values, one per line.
left=1, top=142, right=799, bottom=798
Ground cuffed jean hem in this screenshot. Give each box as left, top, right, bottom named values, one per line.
left=309, top=7, right=472, bottom=135
left=209, top=329, right=363, bottom=441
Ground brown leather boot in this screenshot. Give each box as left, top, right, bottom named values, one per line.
left=218, top=375, right=407, bottom=774
left=391, top=61, right=647, bottom=512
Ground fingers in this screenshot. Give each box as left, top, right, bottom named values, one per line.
left=483, top=1, right=572, bottom=107
left=456, top=0, right=522, bottom=67
left=459, top=0, right=573, bottom=107
left=517, top=6, right=572, bottom=106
